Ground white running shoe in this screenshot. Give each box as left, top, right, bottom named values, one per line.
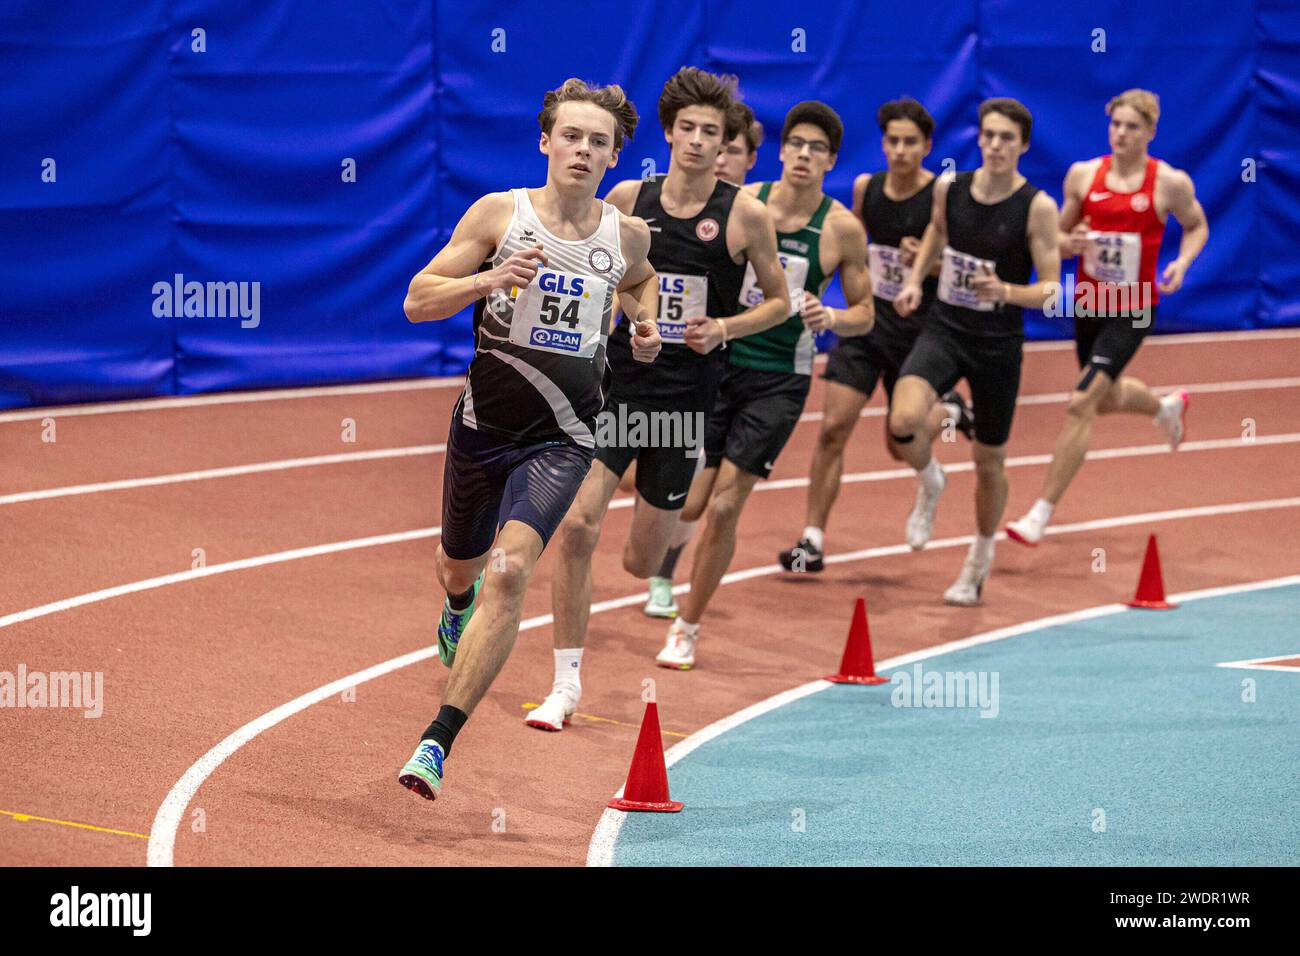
left=943, top=555, right=991, bottom=606
left=525, top=687, right=578, bottom=732
left=655, top=620, right=697, bottom=670
left=1005, top=513, right=1045, bottom=547
left=643, top=576, right=679, bottom=618
left=905, top=466, right=947, bottom=551
left=1158, top=390, right=1190, bottom=451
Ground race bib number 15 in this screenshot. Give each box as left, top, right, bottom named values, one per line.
left=655, top=272, right=708, bottom=344
left=509, top=269, right=608, bottom=358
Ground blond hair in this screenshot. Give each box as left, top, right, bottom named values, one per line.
left=538, top=78, right=638, bottom=150
left=1106, top=89, right=1160, bottom=128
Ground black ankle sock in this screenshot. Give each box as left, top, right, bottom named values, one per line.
left=657, top=543, right=685, bottom=579
left=447, top=582, right=475, bottom=612
left=889, top=431, right=916, bottom=444
left=421, top=705, right=469, bottom=756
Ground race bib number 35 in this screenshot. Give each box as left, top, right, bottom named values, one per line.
left=655, top=273, right=708, bottom=344
left=738, top=253, right=809, bottom=316
left=1083, top=231, right=1141, bottom=284
left=509, top=269, right=608, bottom=358
left=868, top=243, right=908, bottom=301
left=938, top=246, right=997, bottom=313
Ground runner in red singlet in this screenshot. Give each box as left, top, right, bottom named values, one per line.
left=1006, top=89, right=1209, bottom=547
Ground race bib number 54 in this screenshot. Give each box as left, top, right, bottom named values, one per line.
left=938, top=246, right=997, bottom=313
left=509, top=269, right=608, bottom=358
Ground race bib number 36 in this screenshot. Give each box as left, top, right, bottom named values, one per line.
left=509, top=269, right=608, bottom=358
left=655, top=273, right=708, bottom=344
left=738, top=253, right=809, bottom=316
left=1083, top=231, right=1141, bottom=284
left=938, top=246, right=997, bottom=313
left=868, top=243, right=908, bottom=301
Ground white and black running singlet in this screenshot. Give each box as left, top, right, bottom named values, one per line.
left=456, top=188, right=628, bottom=449
left=605, top=174, right=747, bottom=414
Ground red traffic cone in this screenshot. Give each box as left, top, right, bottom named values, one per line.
left=607, top=701, right=684, bottom=813
left=825, top=597, right=890, bottom=684
left=1125, top=534, right=1178, bottom=610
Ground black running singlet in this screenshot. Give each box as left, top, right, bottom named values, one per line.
left=933, top=171, right=1039, bottom=339
left=606, top=174, right=747, bottom=413
left=861, top=172, right=937, bottom=336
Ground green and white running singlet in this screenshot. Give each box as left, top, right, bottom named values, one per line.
left=729, top=182, right=832, bottom=375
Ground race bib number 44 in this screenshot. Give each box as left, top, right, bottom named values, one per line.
left=938, top=246, right=997, bottom=313
left=509, top=269, right=608, bottom=358
left=1083, top=231, right=1141, bottom=284
left=868, top=243, right=908, bottom=301
left=738, top=253, right=809, bottom=315
left=656, top=273, right=708, bottom=344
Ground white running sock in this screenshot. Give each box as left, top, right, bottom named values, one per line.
left=971, top=534, right=995, bottom=565
left=1028, top=498, right=1055, bottom=525
left=553, top=648, right=583, bottom=696
left=920, top=457, right=944, bottom=490
left=802, top=526, right=825, bottom=552
left=676, top=620, right=700, bottom=637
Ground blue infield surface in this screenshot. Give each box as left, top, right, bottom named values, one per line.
left=610, top=582, right=1300, bottom=866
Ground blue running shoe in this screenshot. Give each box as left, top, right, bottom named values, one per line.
left=438, top=572, right=483, bottom=668
left=397, top=739, right=445, bottom=801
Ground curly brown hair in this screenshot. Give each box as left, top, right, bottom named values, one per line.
left=538, top=78, right=639, bottom=150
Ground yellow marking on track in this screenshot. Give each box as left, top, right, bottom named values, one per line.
left=0, top=808, right=148, bottom=840
left=522, top=703, right=688, bottom=738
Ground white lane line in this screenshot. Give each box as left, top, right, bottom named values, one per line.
left=0, top=445, right=445, bottom=506
left=0, top=527, right=439, bottom=631
left=1216, top=650, right=1300, bottom=673
left=588, top=571, right=1300, bottom=866
left=10, top=376, right=1298, bottom=507
left=6, top=329, right=1296, bottom=425
left=0, top=377, right=466, bottom=423
left=138, top=494, right=1300, bottom=866
left=798, top=375, right=1300, bottom=423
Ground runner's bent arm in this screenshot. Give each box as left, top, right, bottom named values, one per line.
left=1158, top=167, right=1208, bottom=294
left=983, top=192, right=1061, bottom=310
left=713, top=193, right=791, bottom=341
left=893, top=174, right=948, bottom=315
left=615, top=215, right=662, bottom=363
left=1058, top=162, right=1091, bottom=258
left=404, top=193, right=544, bottom=323
left=817, top=210, right=874, bottom=337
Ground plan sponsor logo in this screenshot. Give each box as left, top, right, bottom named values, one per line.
left=50, top=886, right=151, bottom=936
left=529, top=327, right=582, bottom=352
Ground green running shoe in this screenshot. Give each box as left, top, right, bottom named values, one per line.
left=643, top=576, right=678, bottom=619
left=397, top=739, right=444, bottom=801
left=438, top=572, right=483, bottom=668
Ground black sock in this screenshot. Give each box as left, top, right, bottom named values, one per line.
left=447, top=582, right=475, bottom=612
left=657, top=543, right=686, bottom=579
left=421, top=705, right=469, bottom=756
left=889, top=431, right=915, bottom=444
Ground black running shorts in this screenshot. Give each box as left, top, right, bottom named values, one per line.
left=898, top=322, right=1023, bottom=447
left=441, top=417, right=594, bottom=560
left=705, top=364, right=812, bottom=479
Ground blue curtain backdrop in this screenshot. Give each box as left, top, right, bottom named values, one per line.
left=2, top=1, right=1296, bottom=409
